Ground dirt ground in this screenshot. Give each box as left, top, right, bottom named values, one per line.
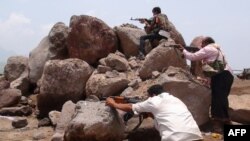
left=0, top=78, right=249, bottom=141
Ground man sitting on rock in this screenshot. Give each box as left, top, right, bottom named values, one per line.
left=106, top=84, right=203, bottom=141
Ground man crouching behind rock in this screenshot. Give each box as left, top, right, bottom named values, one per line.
left=106, top=84, right=203, bottom=141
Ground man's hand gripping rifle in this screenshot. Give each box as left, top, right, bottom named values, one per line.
left=102, top=96, right=152, bottom=130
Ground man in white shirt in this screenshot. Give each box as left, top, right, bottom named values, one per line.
left=106, top=84, right=203, bottom=141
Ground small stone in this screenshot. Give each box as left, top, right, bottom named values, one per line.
left=12, top=118, right=28, bottom=128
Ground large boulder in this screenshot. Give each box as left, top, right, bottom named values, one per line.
left=86, top=72, right=129, bottom=98
left=37, top=59, right=93, bottom=117
left=157, top=66, right=211, bottom=125
left=4, top=56, right=28, bottom=82
left=0, top=88, right=22, bottom=108
left=64, top=101, right=124, bottom=141
left=139, top=43, right=187, bottom=80
left=67, top=15, right=118, bottom=65
left=114, top=26, right=146, bottom=57
left=28, top=22, right=69, bottom=84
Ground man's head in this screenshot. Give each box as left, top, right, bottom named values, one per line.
left=152, top=7, right=161, bottom=15
left=147, top=84, right=164, bottom=97
left=201, top=36, right=215, bottom=47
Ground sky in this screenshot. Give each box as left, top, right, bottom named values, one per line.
left=0, top=0, right=249, bottom=71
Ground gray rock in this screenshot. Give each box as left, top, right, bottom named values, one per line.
left=152, top=71, right=160, bottom=79
left=51, top=101, right=76, bottom=141
left=28, top=22, right=69, bottom=84
left=0, top=88, right=22, bottom=108
left=10, top=70, right=30, bottom=95
left=105, top=70, right=120, bottom=78
left=114, top=26, right=146, bottom=57
left=49, top=111, right=61, bottom=126
left=128, top=79, right=139, bottom=89
left=104, top=53, right=130, bottom=72
left=4, top=56, right=28, bottom=82
left=86, top=73, right=129, bottom=97
left=12, top=117, right=28, bottom=128
left=33, top=132, right=46, bottom=140
left=64, top=101, right=124, bottom=141
left=0, top=106, right=32, bottom=116
left=37, top=58, right=93, bottom=117
left=97, top=65, right=112, bottom=73
left=38, top=117, right=51, bottom=127
left=67, top=15, right=118, bottom=65
left=139, top=43, right=187, bottom=80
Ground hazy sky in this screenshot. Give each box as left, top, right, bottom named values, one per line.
left=0, top=0, right=249, bottom=71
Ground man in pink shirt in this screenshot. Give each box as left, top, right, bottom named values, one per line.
left=179, top=36, right=234, bottom=133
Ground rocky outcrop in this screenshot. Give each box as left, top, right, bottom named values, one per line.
left=157, top=66, right=211, bottom=125
left=28, top=22, right=69, bottom=84
left=67, top=15, right=118, bottom=65
left=139, top=43, right=187, bottom=80
left=114, top=26, right=146, bottom=57
left=64, top=101, right=124, bottom=141
left=37, top=59, right=93, bottom=117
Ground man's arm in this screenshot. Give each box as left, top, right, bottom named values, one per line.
left=106, top=97, right=132, bottom=112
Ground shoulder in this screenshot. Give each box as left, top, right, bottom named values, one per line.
left=203, top=44, right=218, bottom=52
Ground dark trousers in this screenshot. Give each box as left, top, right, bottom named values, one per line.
left=210, top=70, right=234, bottom=119
left=139, top=33, right=166, bottom=55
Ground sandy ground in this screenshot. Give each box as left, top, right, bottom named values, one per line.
left=0, top=79, right=249, bottom=141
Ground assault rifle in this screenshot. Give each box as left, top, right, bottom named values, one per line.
left=169, top=44, right=200, bottom=52
left=102, top=96, right=152, bottom=131
left=130, top=17, right=152, bottom=24
left=101, top=96, right=142, bottom=104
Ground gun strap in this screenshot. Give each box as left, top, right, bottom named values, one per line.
left=132, top=114, right=144, bottom=131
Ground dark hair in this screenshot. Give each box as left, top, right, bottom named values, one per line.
left=202, top=37, right=215, bottom=46
left=147, top=84, right=164, bottom=96
left=152, top=7, right=161, bottom=14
